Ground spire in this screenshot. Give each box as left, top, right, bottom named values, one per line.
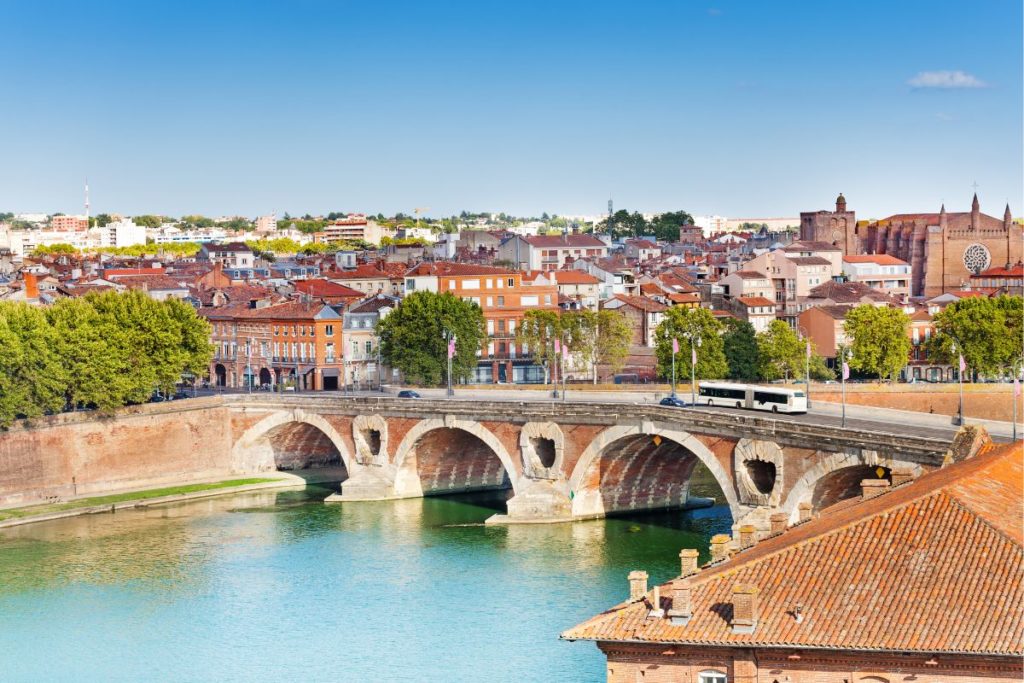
left=972, top=193, right=980, bottom=212
left=1004, top=202, right=1013, bottom=226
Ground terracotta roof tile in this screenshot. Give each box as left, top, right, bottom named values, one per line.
left=563, top=441, right=1024, bottom=656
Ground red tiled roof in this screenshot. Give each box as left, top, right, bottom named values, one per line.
left=522, top=234, right=607, bottom=248
left=736, top=296, right=774, bottom=307
left=972, top=263, right=1024, bottom=278
left=787, top=256, right=833, bottom=266
left=843, top=254, right=910, bottom=266
left=552, top=270, right=600, bottom=285
left=405, top=262, right=516, bottom=277
left=808, top=280, right=892, bottom=303
left=782, top=240, right=842, bottom=252
left=732, top=270, right=768, bottom=280
left=293, top=279, right=364, bottom=298
left=563, top=441, right=1024, bottom=656
left=605, top=294, right=669, bottom=313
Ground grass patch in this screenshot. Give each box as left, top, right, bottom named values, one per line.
left=0, top=478, right=281, bottom=522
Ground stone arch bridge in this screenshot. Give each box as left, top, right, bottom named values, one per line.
left=228, top=395, right=959, bottom=533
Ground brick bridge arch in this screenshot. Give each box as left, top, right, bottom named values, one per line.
left=231, top=409, right=353, bottom=474
left=568, top=423, right=741, bottom=521
left=779, top=451, right=923, bottom=522
left=391, top=417, right=521, bottom=499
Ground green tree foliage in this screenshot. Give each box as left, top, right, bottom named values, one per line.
left=0, top=293, right=213, bottom=427
left=756, top=320, right=831, bottom=381
left=560, top=309, right=631, bottom=382
left=926, top=295, right=1024, bottom=377
left=722, top=318, right=759, bottom=380
left=377, top=291, right=484, bottom=386
left=756, top=320, right=804, bottom=381
left=843, top=305, right=911, bottom=380
left=89, top=213, right=113, bottom=228
left=654, top=307, right=728, bottom=381
left=132, top=214, right=163, bottom=228
left=0, top=303, right=66, bottom=425
left=31, top=243, right=78, bottom=257
left=601, top=210, right=648, bottom=240
left=649, top=210, right=695, bottom=243
left=516, top=310, right=563, bottom=380
left=178, top=215, right=216, bottom=229
left=221, top=218, right=252, bottom=231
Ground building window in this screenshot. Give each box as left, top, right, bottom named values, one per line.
left=365, top=341, right=372, bottom=354
left=326, top=324, right=333, bottom=336
left=698, top=672, right=727, bottom=683
left=507, top=278, right=514, bottom=287
left=497, top=296, right=504, bottom=306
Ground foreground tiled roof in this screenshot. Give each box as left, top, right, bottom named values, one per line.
left=843, top=254, right=910, bottom=266
left=808, top=280, right=892, bottom=303
left=563, top=441, right=1024, bottom=656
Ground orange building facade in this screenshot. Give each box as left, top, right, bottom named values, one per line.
left=202, top=300, right=347, bottom=391
left=405, top=263, right=559, bottom=383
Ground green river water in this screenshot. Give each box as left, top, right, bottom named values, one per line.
left=0, top=471, right=730, bottom=682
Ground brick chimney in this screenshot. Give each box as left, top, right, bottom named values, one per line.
left=732, top=584, right=759, bottom=634
left=710, top=534, right=732, bottom=562
left=861, top=478, right=890, bottom=499
left=798, top=501, right=813, bottom=523
left=679, top=548, right=700, bottom=577
left=738, top=525, right=757, bottom=549
left=667, top=584, right=692, bottom=625
left=24, top=271, right=39, bottom=299
left=649, top=584, right=665, bottom=618
left=769, top=512, right=788, bottom=534
left=891, top=467, right=915, bottom=487
left=628, top=570, right=648, bottom=600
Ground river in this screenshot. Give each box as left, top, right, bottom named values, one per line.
left=0, top=470, right=730, bottom=682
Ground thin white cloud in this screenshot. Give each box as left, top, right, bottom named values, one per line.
left=908, top=70, right=988, bottom=89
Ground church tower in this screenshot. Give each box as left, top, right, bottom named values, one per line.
left=799, top=193, right=858, bottom=254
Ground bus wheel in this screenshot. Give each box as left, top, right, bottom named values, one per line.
left=707, top=400, right=713, bottom=407
left=735, top=401, right=742, bottom=409
left=772, top=405, right=779, bottom=413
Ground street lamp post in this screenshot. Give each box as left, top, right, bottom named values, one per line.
left=952, top=342, right=964, bottom=426
left=690, top=335, right=702, bottom=407
left=671, top=337, right=678, bottom=398
left=561, top=339, right=568, bottom=402
left=551, top=332, right=560, bottom=399
left=443, top=328, right=455, bottom=398
left=840, top=346, right=851, bottom=428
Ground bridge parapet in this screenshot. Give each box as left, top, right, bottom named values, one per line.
left=222, top=394, right=951, bottom=464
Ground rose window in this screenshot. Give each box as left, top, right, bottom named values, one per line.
left=963, top=243, right=991, bottom=274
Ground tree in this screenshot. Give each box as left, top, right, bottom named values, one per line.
left=600, top=210, right=649, bottom=240
left=722, top=318, right=759, bottom=380
left=92, top=213, right=113, bottom=227
left=133, top=215, right=163, bottom=229
left=31, top=243, right=78, bottom=257
left=649, top=210, right=695, bottom=243
left=926, top=295, right=1024, bottom=378
left=844, top=305, right=911, bottom=380
left=516, top=309, right=562, bottom=382
left=757, top=320, right=806, bottom=381
left=560, top=309, right=631, bottom=383
left=377, top=291, right=484, bottom=386
left=0, top=302, right=66, bottom=426
left=654, top=307, right=728, bottom=383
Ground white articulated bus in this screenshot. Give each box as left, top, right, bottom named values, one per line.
left=698, top=381, right=808, bottom=414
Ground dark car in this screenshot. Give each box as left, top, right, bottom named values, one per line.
left=397, top=390, right=421, bottom=399
left=659, top=395, right=689, bottom=408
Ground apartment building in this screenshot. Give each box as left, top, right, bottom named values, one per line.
left=202, top=300, right=346, bottom=391
left=843, top=254, right=912, bottom=298
left=497, top=233, right=608, bottom=271
left=403, top=262, right=559, bottom=383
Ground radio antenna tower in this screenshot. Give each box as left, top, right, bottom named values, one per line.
left=608, top=199, right=613, bottom=218
left=84, top=178, right=90, bottom=228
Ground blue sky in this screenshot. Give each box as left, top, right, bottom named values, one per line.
left=1, top=0, right=1020, bottom=220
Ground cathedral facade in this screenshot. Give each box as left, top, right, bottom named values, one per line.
left=800, top=193, right=1021, bottom=298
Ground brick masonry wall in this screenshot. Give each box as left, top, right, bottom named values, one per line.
left=814, top=389, right=1016, bottom=421
left=0, top=400, right=234, bottom=507
left=599, top=643, right=1023, bottom=683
